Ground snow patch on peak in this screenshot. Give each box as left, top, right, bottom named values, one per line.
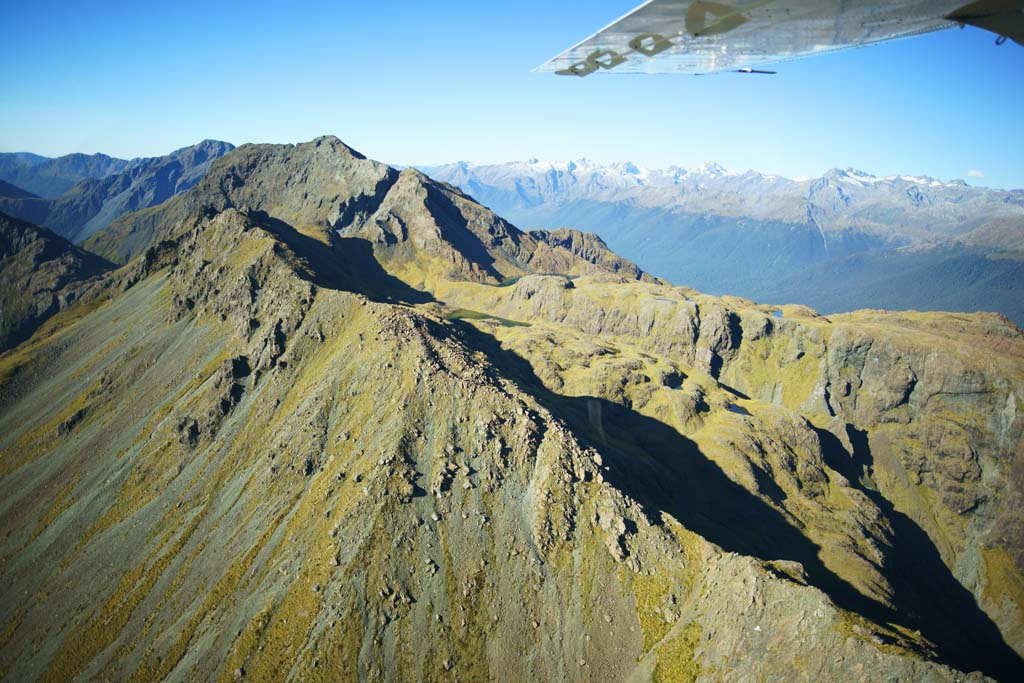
left=844, top=169, right=877, bottom=184
left=691, top=161, right=734, bottom=176
left=825, top=168, right=878, bottom=186
left=612, top=161, right=643, bottom=175
left=887, top=175, right=954, bottom=188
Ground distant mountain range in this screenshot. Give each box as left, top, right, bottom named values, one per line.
left=0, top=151, right=129, bottom=198
left=3, top=144, right=1021, bottom=324
left=424, top=160, right=1024, bottom=324
left=0, top=140, right=234, bottom=242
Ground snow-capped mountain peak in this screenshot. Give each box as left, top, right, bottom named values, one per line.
left=423, top=159, right=1014, bottom=217
left=690, top=161, right=734, bottom=176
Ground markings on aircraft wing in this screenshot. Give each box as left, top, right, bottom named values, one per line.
left=687, top=1, right=750, bottom=37
left=688, top=0, right=775, bottom=36
left=555, top=0, right=775, bottom=76
left=555, top=37, right=668, bottom=76
left=629, top=33, right=674, bottom=56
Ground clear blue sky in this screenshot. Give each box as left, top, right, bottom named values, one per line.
left=2, top=1, right=1022, bottom=188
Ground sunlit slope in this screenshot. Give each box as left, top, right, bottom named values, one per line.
left=426, top=272, right=1024, bottom=679
left=85, top=137, right=657, bottom=293
left=2, top=137, right=1021, bottom=681
left=1, top=208, right=979, bottom=682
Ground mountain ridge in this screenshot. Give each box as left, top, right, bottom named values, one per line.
left=0, top=151, right=130, bottom=199
left=0, top=211, right=113, bottom=350
left=0, top=140, right=234, bottom=243
left=84, top=138, right=657, bottom=288
left=1, top=137, right=1021, bottom=682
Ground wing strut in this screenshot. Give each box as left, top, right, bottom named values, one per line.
left=947, top=0, right=1024, bottom=46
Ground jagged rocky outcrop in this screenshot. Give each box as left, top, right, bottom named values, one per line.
left=47, top=139, right=234, bottom=242
left=86, top=137, right=400, bottom=264
left=1, top=137, right=1020, bottom=682
left=526, top=228, right=657, bottom=283
left=338, top=166, right=654, bottom=287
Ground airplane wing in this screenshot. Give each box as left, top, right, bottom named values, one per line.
left=536, top=0, right=1022, bottom=76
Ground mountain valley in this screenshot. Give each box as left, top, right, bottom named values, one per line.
left=425, top=160, right=1024, bottom=324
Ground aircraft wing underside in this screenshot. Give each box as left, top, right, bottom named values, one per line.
left=536, top=0, right=1009, bottom=76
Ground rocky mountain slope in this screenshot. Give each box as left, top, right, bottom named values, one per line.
left=0, top=179, right=37, bottom=200
left=0, top=211, right=112, bottom=350
left=0, top=179, right=53, bottom=226
left=0, top=141, right=234, bottom=243
left=425, top=160, right=1024, bottom=324
left=1, top=137, right=1021, bottom=682
left=84, top=137, right=655, bottom=290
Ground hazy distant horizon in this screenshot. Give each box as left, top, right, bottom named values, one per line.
left=4, top=138, right=1018, bottom=192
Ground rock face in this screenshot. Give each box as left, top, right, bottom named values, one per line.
left=46, top=140, right=234, bottom=242
left=0, top=211, right=112, bottom=350
left=526, top=228, right=656, bottom=283
left=0, top=137, right=1020, bottom=682
left=86, top=136, right=401, bottom=264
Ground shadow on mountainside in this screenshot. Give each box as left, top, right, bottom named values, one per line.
left=0, top=211, right=117, bottom=352
left=447, top=319, right=1021, bottom=681
left=815, top=426, right=1023, bottom=681
left=249, top=211, right=433, bottom=305
left=421, top=183, right=504, bottom=280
